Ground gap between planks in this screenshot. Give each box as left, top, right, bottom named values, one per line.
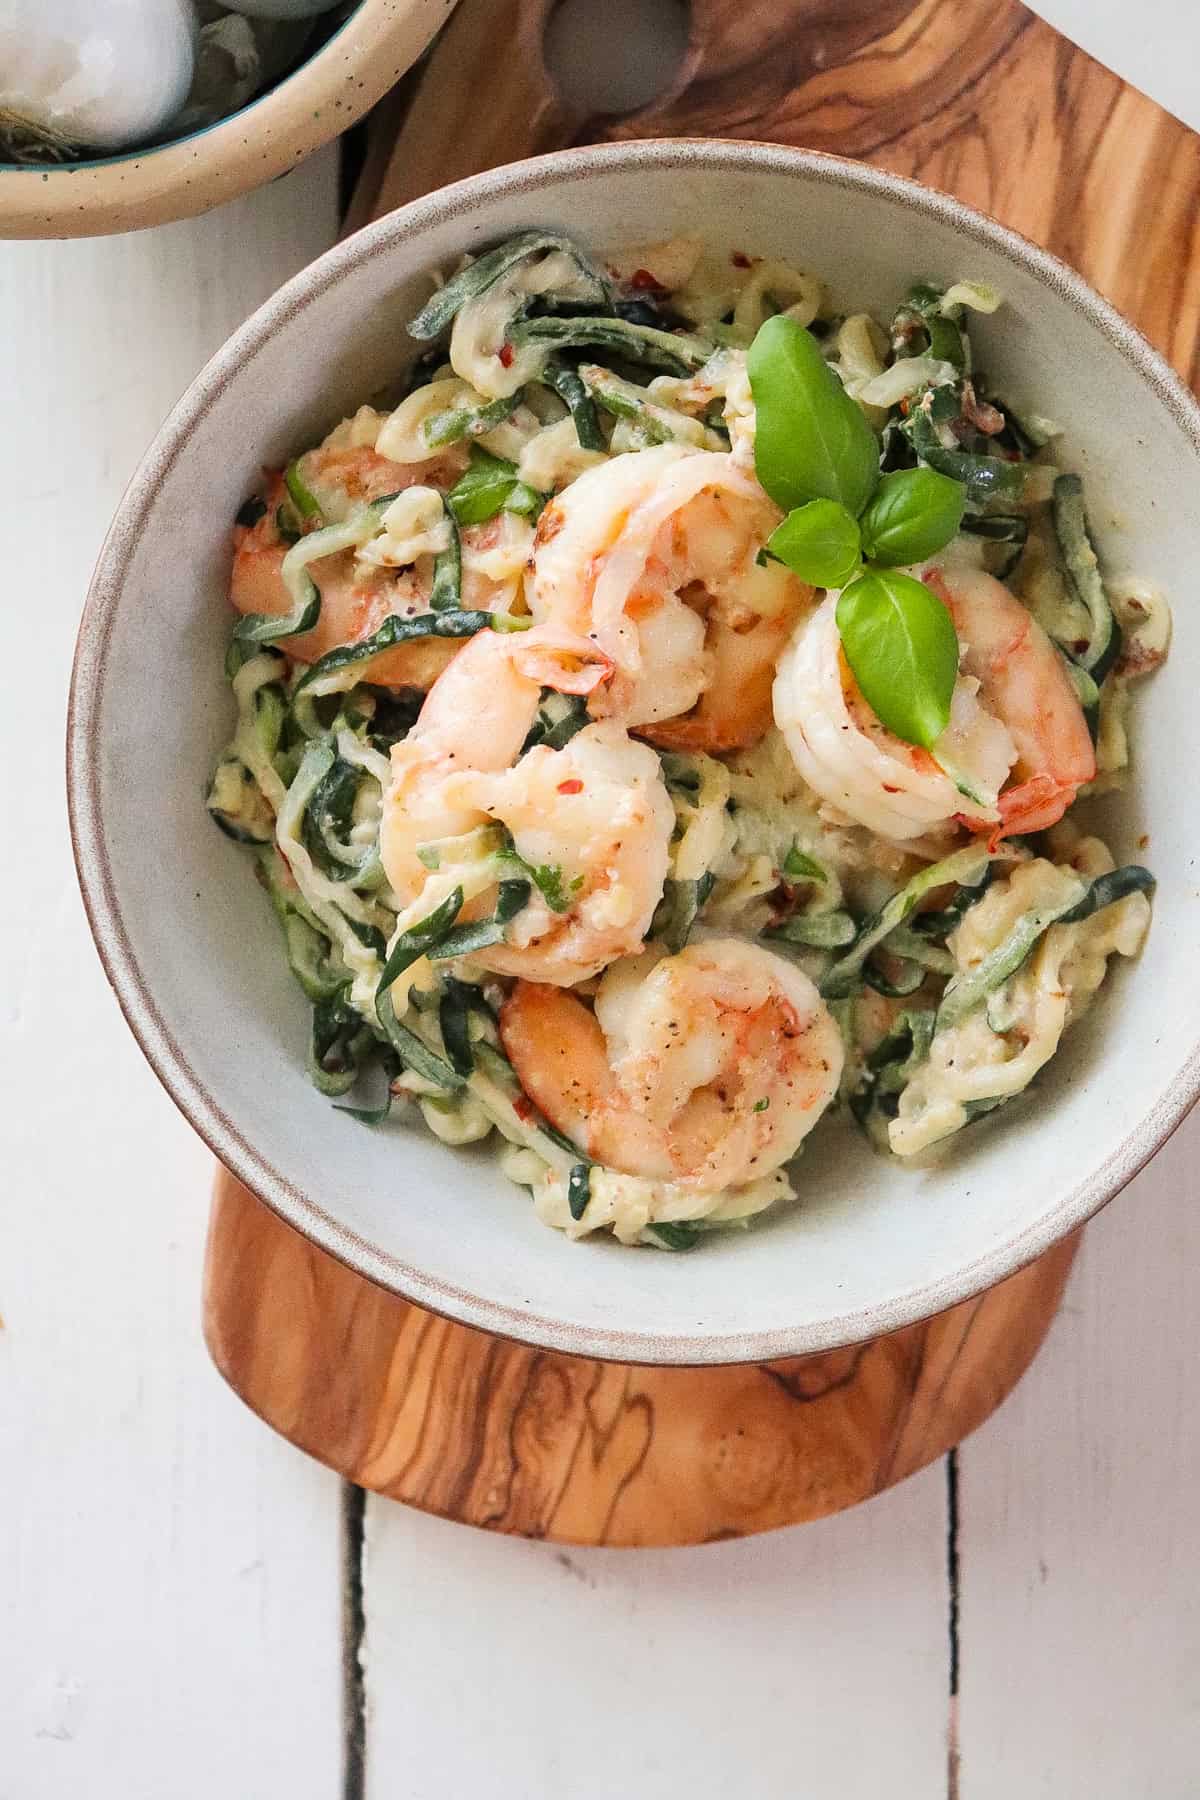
left=341, top=1484, right=368, bottom=1800
left=347, top=1459, right=965, bottom=1797
left=947, top=1449, right=961, bottom=1799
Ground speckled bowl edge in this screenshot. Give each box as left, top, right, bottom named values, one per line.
left=0, top=0, right=454, bottom=238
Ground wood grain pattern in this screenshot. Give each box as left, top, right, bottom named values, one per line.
left=206, top=0, right=1199, bottom=1545
left=207, top=1168, right=1079, bottom=1546
left=342, top=0, right=573, bottom=232
left=365, top=0, right=1200, bottom=385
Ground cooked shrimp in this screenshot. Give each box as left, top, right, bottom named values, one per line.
left=928, top=564, right=1097, bottom=836
left=528, top=446, right=812, bottom=751
left=379, top=626, right=613, bottom=898
left=774, top=566, right=1094, bottom=844
left=230, top=445, right=510, bottom=691
left=296, top=441, right=465, bottom=521
left=379, top=628, right=675, bottom=985
left=500, top=939, right=843, bottom=1190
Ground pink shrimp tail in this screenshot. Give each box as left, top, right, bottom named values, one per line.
left=993, top=774, right=1078, bottom=841
left=510, top=624, right=614, bottom=697
left=959, top=775, right=1079, bottom=848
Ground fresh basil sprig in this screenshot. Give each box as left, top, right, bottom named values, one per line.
left=749, top=315, right=967, bottom=750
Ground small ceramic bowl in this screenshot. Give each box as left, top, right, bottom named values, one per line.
left=0, top=0, right=454, bottom=238
left=68, top=141, right=1200, bottom=1364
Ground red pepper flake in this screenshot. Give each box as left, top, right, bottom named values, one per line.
left=631, top=268, right=663, bottom=291
left=882, top=784, right=900, bottom=794
left=731, top=251, right=752, bottom=269
left=512, top=1095, right=534, bottom=1123
left=557, top=778, right=584, bottom=795
left=498, top=342, right=515, bottom=368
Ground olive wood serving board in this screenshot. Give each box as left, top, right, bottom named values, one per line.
left=203, top=0, right=1199, bottom=1546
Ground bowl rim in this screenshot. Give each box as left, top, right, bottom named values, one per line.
left=0, top=0, right=449, bottom=238
left=68, top=137, right=1200, bottom=1365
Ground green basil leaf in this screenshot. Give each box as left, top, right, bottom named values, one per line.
left=447, top=446, right=516, bottom=526
left=858, top=467, right=966, bottom=567
left=448, top=446, right=546, bottom=527
left=767, top=500, right=862, bottom=589
left=748, top=315, right=880, bottom=516
left=504, top=480, right=545, bottom=518
left=835, top=570, right=959, bottom=749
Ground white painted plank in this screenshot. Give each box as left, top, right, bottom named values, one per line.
left=957, top=1110, right=1200, bottom=1797
left=0, top=155, right=345, bottom=1800
left=363, top=1468, right=951, bottom=1798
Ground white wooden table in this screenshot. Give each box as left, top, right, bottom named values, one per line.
left=3, top=143, right=1199, bottom=1800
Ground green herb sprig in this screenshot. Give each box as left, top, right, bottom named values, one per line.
left=748, top=316, right=966, bottom=750
left=497, top=836, right=583, bottom=913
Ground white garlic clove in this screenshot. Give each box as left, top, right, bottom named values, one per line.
left=0, top=0, right=197, bottom=152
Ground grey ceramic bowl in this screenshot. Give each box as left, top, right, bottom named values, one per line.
left=68, top=141, right=1200, bottom=1364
